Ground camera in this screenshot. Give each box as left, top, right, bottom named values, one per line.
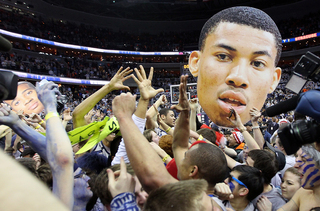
left=0, top=70, right=18, bottom=102
left=38, top=79, right=68, bottom=114
left=278, top=119, right=320, bottom=155
left=276, top=52, right=320, bottom=155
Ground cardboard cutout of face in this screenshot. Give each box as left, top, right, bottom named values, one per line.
left=189, top=22, right=281, bottom=127
left=4, top=82, right=44, bottom=115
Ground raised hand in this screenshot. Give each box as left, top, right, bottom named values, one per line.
left=250, top=107, right=261, bottom=122
left=36, top=81, right=60, bottom=111
left=107, top=157, right=135, bottom=198
left=171, top=75, right=190, bottom=112
left=226, top=108, right=245, bottom=129
left=189, top=98, right=198, bottom=111
left=112, top=93, right=137, bottom=120
left=63, top=108, right=72, bottom=121
left=0, top=103, right=20, bottom=126
left=108, top=67, right=133, bottom=91
left=132, top=65, right=164, bottom=101
left=26, top=113, right=42, bottom=124
left=158, top=95, right=168, bottom=105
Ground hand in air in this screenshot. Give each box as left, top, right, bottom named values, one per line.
left=36, top=81, right=60, bottom=110
left=226, top=108, right=244, bottom=129
left=112, top=93, right=137, bottom=120
left=26, top=113, right=42, bottom=123
left=132, top=65, right=164, bottom=101
left=0, top=103, right=20, bottom=126
left=63, top=108, right=72, bottom=121
left=171, top=75, right=190, bottom=112
left=107, top=157, right=135, bottom=198
left=108, top=66, right=133, bottom=91
left=249, top=107, right=261, bottom=122
left=189, top=98, right=198, bottom=111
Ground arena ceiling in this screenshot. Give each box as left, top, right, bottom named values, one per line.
left=43, top=0, right=301, bottom=21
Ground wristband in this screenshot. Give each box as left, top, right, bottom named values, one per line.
left=39, top=120, right=45, bottom=125
left=165, top=127, right=171, bottom=133
left=252, top=126, right=260, bottom=129
left=162, top=154, right=170, bottom=162
left=35, top=125, right=41, bottom=129
left=45, top=112, right=59, bottom=121
left=239, top=128, right=247, bottom=133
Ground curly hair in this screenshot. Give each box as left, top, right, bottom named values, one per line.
left=159, top=135, right=173, bottom=158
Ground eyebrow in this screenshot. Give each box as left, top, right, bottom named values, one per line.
left=215, top=44, right=237, bottom=52
left=253, top=50, right=272, bottom=58
left=215, top=44, right=272, bottom=58
left=11, top=88, right=33, bottom=106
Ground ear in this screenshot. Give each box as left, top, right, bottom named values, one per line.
left=238, top=187, right=249, bottom=197
left=269, top=67, right=281, bottom=93
left=160, top=114, right=166, bottom=120
left=189, top=51, right=201, bottom=77
left=189, top=165, right=199, bottom=178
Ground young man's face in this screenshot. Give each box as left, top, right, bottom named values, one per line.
left=294, top=148, right=320, bottom=189
left=189, top=22, right=281, bottom=127
left=161, top=110, right=176, bottom=127
left=5, top=83, right=44, bottom=115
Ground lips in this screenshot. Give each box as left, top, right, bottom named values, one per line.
left=28, top=101, right=39, bottom=110
left=218, top=90, right=247, bottom=114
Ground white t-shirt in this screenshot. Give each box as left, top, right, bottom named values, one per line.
left=111, top=114, right=146, bottom=165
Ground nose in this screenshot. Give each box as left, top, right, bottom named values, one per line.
left=225, top=61, right=249, bottom=88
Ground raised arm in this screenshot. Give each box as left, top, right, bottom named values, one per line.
left=250, top=107, right=265, bottom=149
left=113, top=93, right=177, bottom=193
left=111, top=65, right=163, bottom=165
left=72, top=67, right=133, bottom=128
left=132, top=65, right=164, bottom=119
left=227, top=108, right=260, bottom=151
left=171, top=75, right=190, bottom=171
left=189, top=98, right=198, bottom=132
left=145, top=94, right=167, bottom=129
left=36, top=82, right=74, bottom=209
left=0, top=103, right=48, bottom=161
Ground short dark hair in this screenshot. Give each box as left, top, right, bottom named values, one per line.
left=196, top=128, right=217, bottom=145
left=18, top=81, right=36, bottom=89
left=232, top=165, right=264, bottom=201
left=91, top=164, right=134, bottom=206
left=248, top=149, right=278, bottom=184
left=144, top=179, right=208, bottom=211
left=159, top=108, right=174, bottom=117
left=189, top=143, right=228, bottom=186
left=198, top=6, right=282, bottom=66
left=76, top=152, right=109, bottom=174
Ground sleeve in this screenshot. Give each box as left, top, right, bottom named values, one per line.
left=111, top=114, right=146, bottom=165
left=110, top=192, right=140, bottom=211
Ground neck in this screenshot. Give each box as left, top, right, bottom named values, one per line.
left=263, top=183, right=272, bottom=193
left=312, top=184, right=320, bottom=198
left=207, top=185, right=216, bottom=195
left=102, top=139, right=110, bottom=147
left=229, top=197, right=250, bottom=211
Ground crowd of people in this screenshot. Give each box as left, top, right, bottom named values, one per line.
left=1, top=7, right=320, bottom=52
left=1, top=5, right=320, bottom=211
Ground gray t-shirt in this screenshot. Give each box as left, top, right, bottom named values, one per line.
left=224, top=201, right=257, bottom=211
left=252, top=184, right=286, bottom=211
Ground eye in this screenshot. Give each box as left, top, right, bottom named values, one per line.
left=14, top=101, right=20, bottom=106
left=216, top=54, right=231, bottom=62
left=251, top=61, right=265, bottom=68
